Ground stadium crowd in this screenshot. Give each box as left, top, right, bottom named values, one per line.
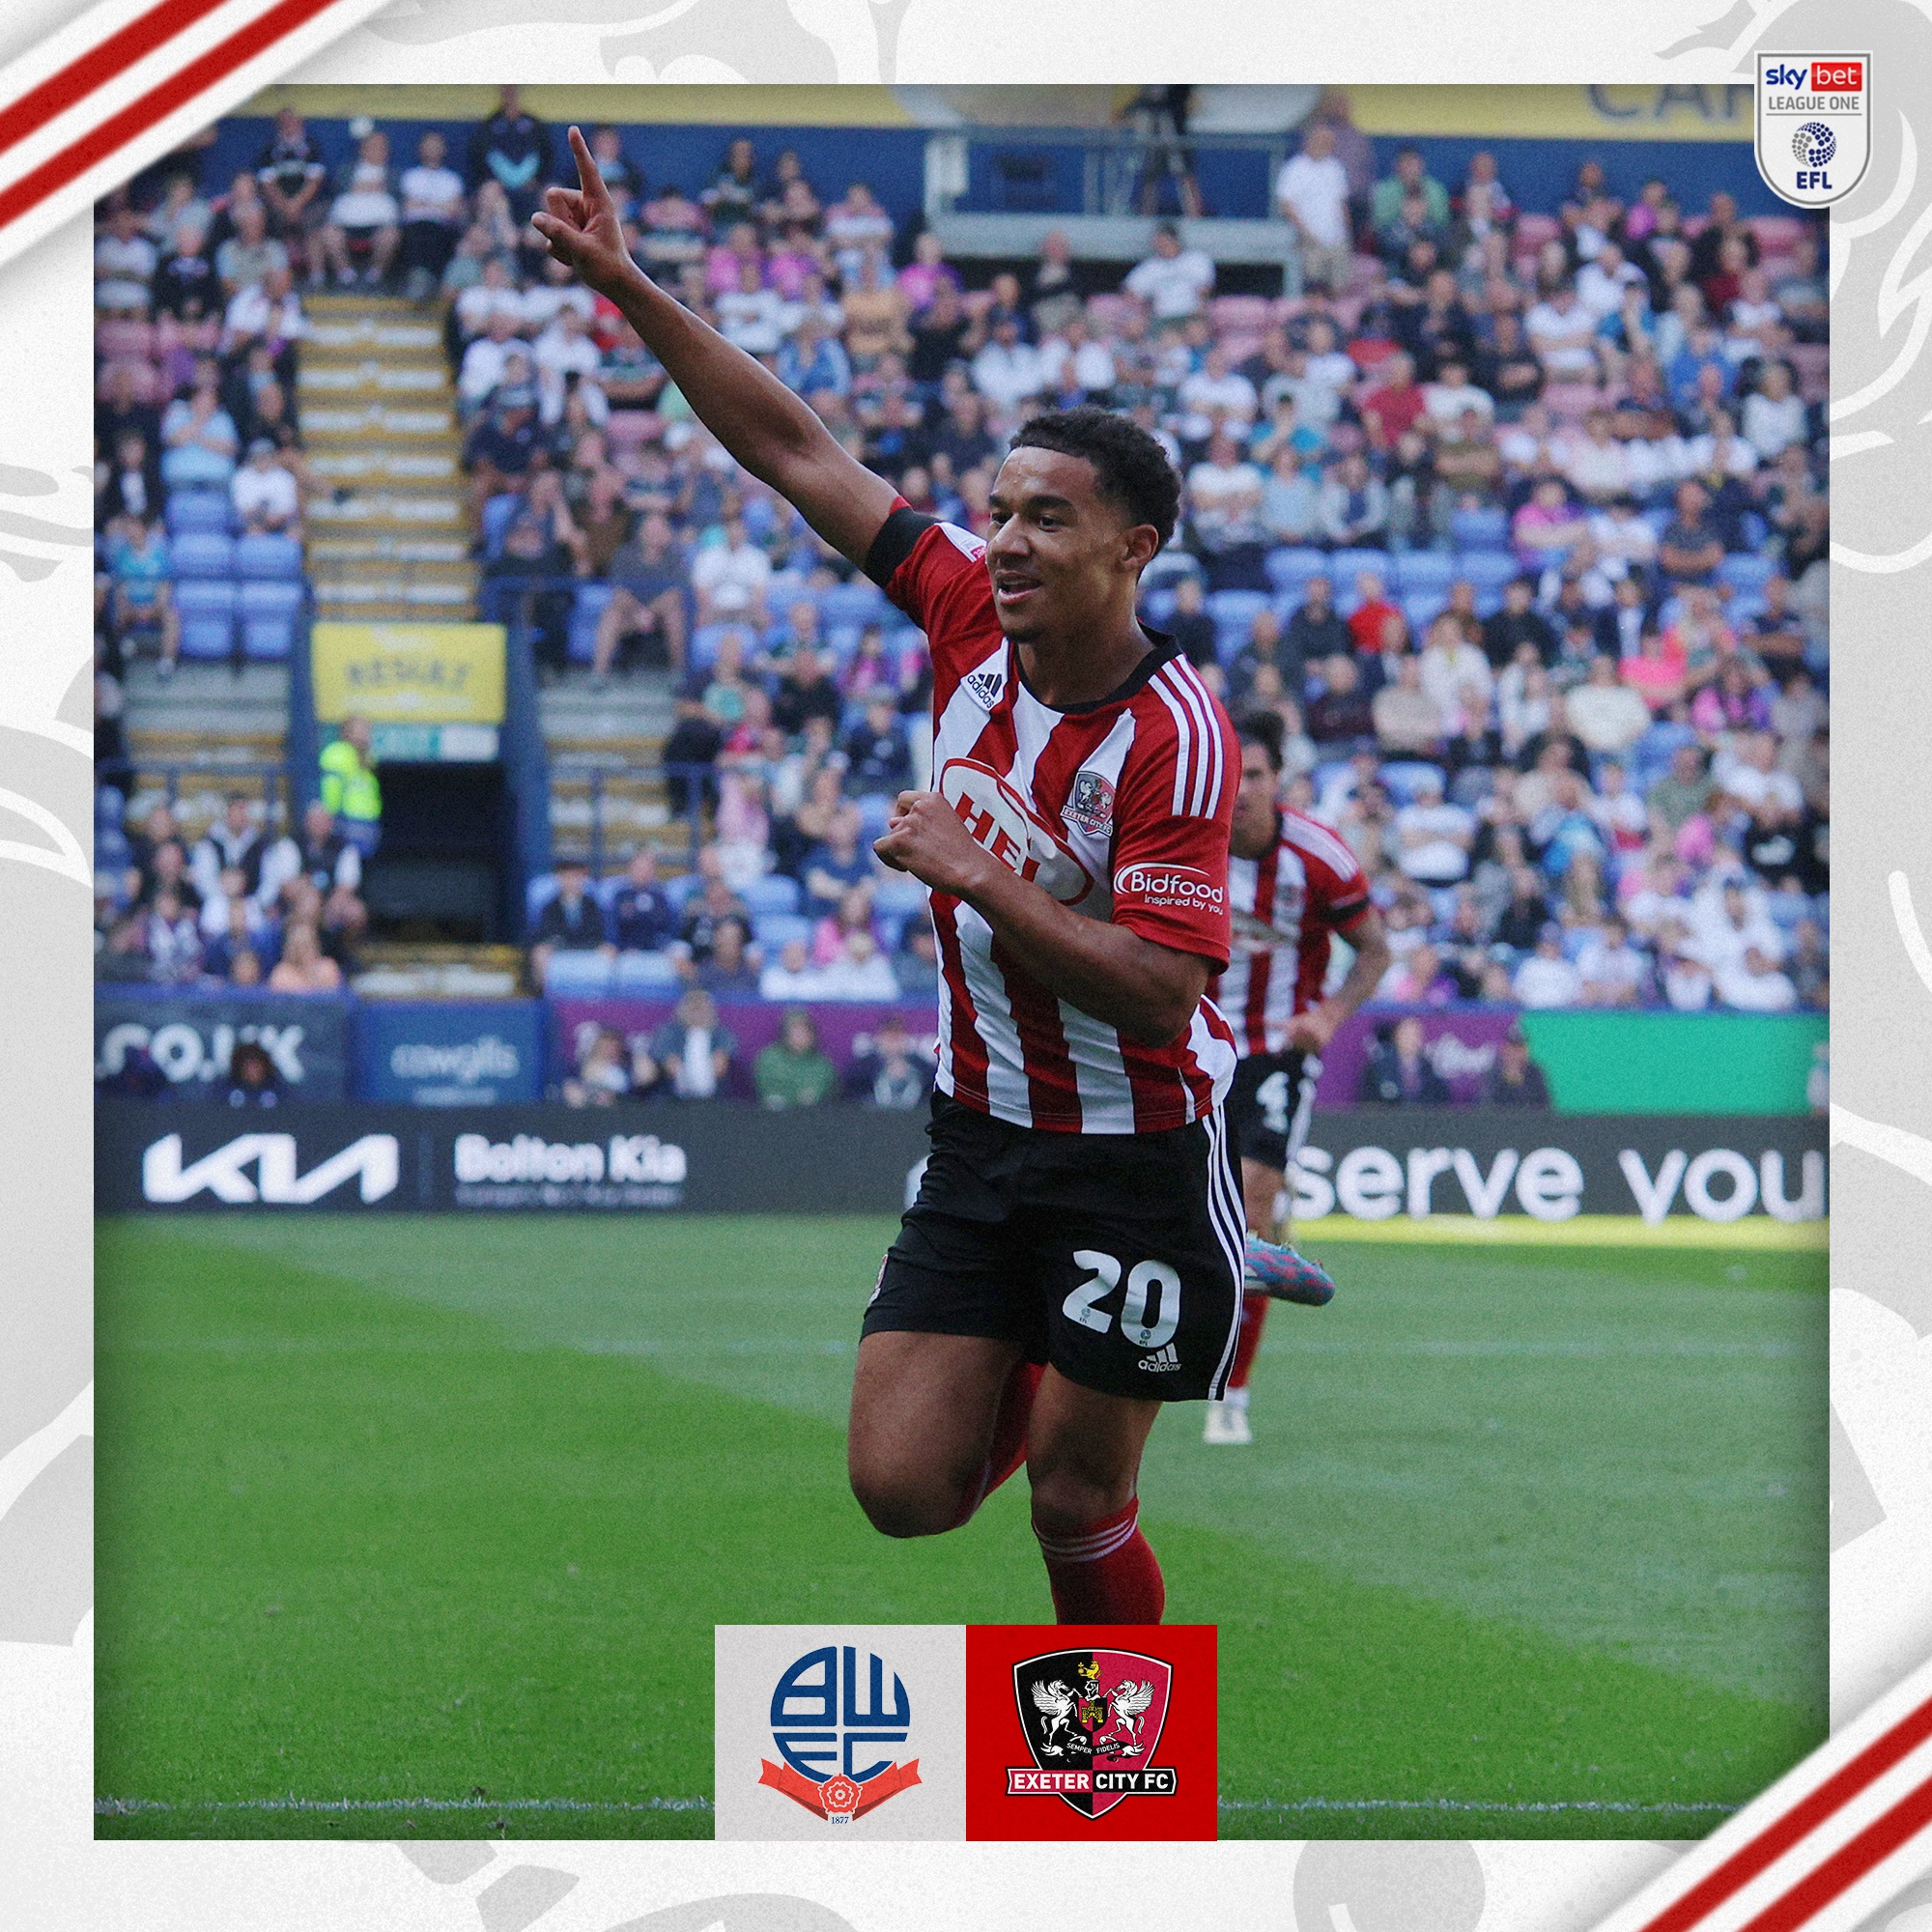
left=94, top=93, right=1831, bottom=1057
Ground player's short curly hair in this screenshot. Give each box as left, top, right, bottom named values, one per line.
left=1009, top=407, right=1180, bottom=552
left=1236, top=709, right=1286, bottom=773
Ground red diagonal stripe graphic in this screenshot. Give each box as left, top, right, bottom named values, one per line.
left=1639, top=1696, right=1932, bottom=1932
left=0, top=0, right=346, bottom=233
left=1738, top=1771, right=1932, bottom=1932
left=0, top=0, right=233, bottom=163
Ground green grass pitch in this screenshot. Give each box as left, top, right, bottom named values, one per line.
left=94, top=1213, right=1826, bottom=1840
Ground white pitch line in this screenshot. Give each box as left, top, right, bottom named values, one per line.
left=97, top=1796, right=713, bottom=1814
left=1215, top=1797, right=1739, bottom=1813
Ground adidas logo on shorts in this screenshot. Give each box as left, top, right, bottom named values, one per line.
left=1138, top=1342, right=1182, bottom=1373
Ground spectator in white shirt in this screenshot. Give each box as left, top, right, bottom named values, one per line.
left=1178, top=345, right=1259, bottom=440
left=1560, top=412, right=1634, bottom=502
left=715, top=258, right=789, bottom=358
left=1589, top=497, right=1659, bottom=577
left=1422, top=359, right=1493, bottom=427
left=1123, top=223, right=1215, bottom=324
left=1275, top=121, right=1352, bottom=296
left=757, top=937, right=828, bottom=1002
left=1514, top=928, right=1584, bottom=1009
left=396, top=128, right=467, bottom=296
left=1576, top=242, right=1644, bottom=319
left=458, top=308, right=526, bottom=409
left=1036, top=316, right=1117, bottom=401
left=971, top=316, right=1047, bottom=414
left=1742, top=360, right=1807, bottom=461
left=455, top=257, right=526, bottom=342
left=1567, top=654, right=1652, bottom=755
left=1715, top=945, right=1798, bottom=1011
left=691, top=517, right=772, bottom=625
left=95, top=203, right=158, bottom=314
left=231, top=439, right=300, bottom=533
left=1575, top=916, right=1648, bottom=1006
left=1524, top=282, right=1600, bottom=377
left=532, top=304, right=603, bottom=423
left=1417, top=613, right=1492, bottom=723
left=1393, top=775, right=1475, bottom=884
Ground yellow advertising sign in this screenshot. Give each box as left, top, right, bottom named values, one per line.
left=1348, top=84, right=1755, bottom=143
left=310, top=622, right=506, bottom=726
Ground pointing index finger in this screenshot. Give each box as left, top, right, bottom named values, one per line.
left=568, top=125, right=610, bottom=210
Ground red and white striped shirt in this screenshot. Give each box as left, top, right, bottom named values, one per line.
left=867, top=509, right=1239, bottom=1133
left=1210, top=809, right=1371, bottom=1058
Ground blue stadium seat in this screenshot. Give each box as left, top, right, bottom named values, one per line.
left=854, top=794, right=895, bottom=841
left=1378, top=760, right=1446, bottom=806
left=1141, top=586, right=1179, bottom=626
left=1718, top=552, right=1776, bottom=594
left=753, top=913, right=812, bottom=953
left=1402, top=591, right=1447, bottom=633
left=1208, top=587, right=1272, bottom=634
left=661, top=873, right=700, bottom=915
left=165, top=492, right=233, bottom=538
left=740, top=873, right=802, bottom=917
left=1391, top=552, right=1458, bottom=596
left=1328, top=547, right=1393, bottom=588
left=1455, top=549, right=1520, bottom=597
left=526, top=873, right=560, bottom=926
left=1264, top=547, right=1328, bottom=596
left=544, top=950, right=614, bottom=995
left=97, top=828, right=132, bottom=878
left=818, top=580, right=887, bottom=628
left=233, top=533, right=303, bottom=580
left=173, top=578, right=236, bottom=660
left=873, top=871, right=929, bottom=918
left=242, top=617, right=295, bottom=661
left=481, top=492, right=522, bottom=560
left=614, top=948, right=682, bottom=991
left=169, top=532, right=234, bottom=579
left=1448, top=506, right=1508, bottom=550
left=689, top=621, right=755, bottom=674
left=238, top=579, right=302, bottom=662
left=564, top=582, right=615, bottom=666
left=766, top=569, right=811, bottom=611
left=96, top=785, right=126, bottom=829
left=1449, top=766, right=1494, bottom=808
left=1140, top=550, right=1203, bottom=594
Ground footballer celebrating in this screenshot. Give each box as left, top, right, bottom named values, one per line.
left=535, top=130, right=1317, bottom=1623
left=1202, top=715, right=1391, bottom=1445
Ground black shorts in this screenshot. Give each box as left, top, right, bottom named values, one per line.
left=863, top=1094, right=1245, bottom=1403
left=1226, top=1050, right=1321, bottom=1174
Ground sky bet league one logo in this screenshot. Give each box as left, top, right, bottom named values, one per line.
left=758, top=1644, right=923, bottom=1825
left=1756, top=54, right=1869, bottom=208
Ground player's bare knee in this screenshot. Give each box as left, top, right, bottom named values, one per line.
left=849, top=1466, right=961, bottom=1539
left=1027, top=1463, right=1132, bottom=1539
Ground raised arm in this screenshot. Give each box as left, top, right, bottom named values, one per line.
left=531, top=127, right=897, bottom=567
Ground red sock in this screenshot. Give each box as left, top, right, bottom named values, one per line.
left=1034, top=1497, right=1166, bottom=1624
left=950, top=1359, right=1044, bottom=1528
left=1227, top=1291, right=1270, bottom=1391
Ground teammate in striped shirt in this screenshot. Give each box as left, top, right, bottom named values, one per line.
left=1202, top=713, right=1391, bottom=1445
left=537, top=129, right=1252, bottom=1623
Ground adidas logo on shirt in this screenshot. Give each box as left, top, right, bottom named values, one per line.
left=1138, top=1342, right=1182, bottom=1373
left=961, top=665, right=1006, bottom=710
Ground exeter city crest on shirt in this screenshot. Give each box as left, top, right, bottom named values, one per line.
left=1755, top=53, right=1869, bottom=208
left=1008, top=1649, right=1175, bottom=1818
left=1065, top=769, right=1116, bottom=838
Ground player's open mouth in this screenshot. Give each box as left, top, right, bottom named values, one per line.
left=993, top=579, right=1041, bottom=605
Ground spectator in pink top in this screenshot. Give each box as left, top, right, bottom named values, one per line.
left=1511, top=474, right=1587, bottom=567
left=896, top=231, right=961, bottom=313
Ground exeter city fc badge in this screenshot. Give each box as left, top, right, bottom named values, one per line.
left=1065, top=769, right=1116, bottom=838
left=1755, top=53, right=1869, bottom=208
left=1008, top=1649, right=1175, bottom=1818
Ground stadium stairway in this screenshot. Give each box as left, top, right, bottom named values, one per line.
left=299, top=294, right=477, bottom=624
left=118, top=662, right=291, bottom=844
left=538, top=674, right=690, bottom=873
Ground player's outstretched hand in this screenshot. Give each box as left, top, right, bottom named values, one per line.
left=530, top=126, right=639, bottom=300
left=874, top=790, right=997, bottom=900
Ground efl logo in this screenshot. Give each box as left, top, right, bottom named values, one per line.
left=1113, top=862, right=1225, bottom=909
left=758, top=1643, right=923, bottom=1825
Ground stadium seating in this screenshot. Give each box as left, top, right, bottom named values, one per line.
left=170, top=532, right=235, bottom=579
left=234, top=533, right=303, bottom=581
left=173, top=578, right=236, bottom=661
